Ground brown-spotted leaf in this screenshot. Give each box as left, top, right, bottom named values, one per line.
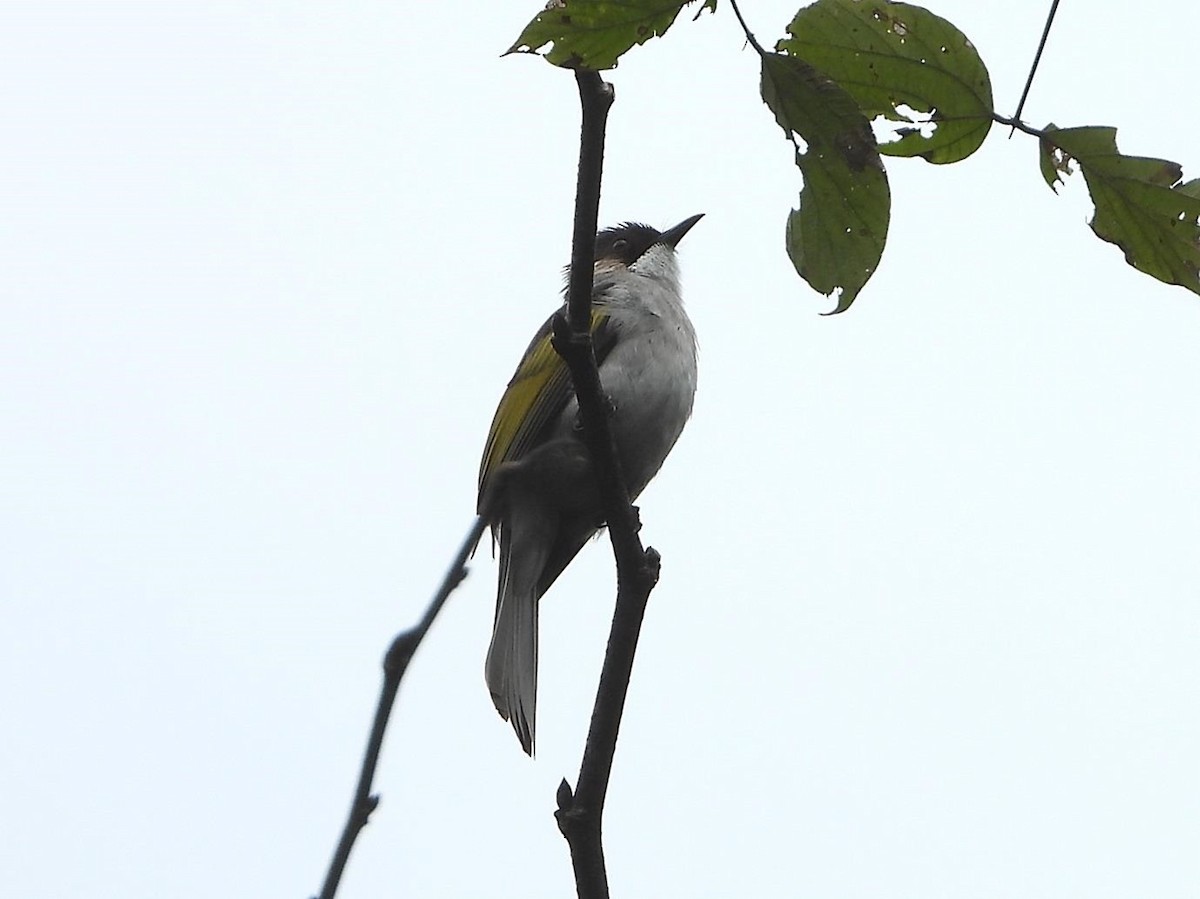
left=778, top=0, right=993, bottom=163
left=761, top=52, right=890, bottom=312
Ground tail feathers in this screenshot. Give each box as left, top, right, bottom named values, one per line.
left=485, top=514, right=552, bottom=756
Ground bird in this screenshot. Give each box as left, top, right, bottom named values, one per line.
left=477, top=214, right=703, bottom=755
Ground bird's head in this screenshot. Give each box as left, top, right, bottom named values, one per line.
left=592, top=214, right=704, bottom=283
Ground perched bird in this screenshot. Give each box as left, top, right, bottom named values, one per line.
left=477, top=215, right=703, bottom=755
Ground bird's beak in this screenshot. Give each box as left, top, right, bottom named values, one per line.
left=660, top=213, right=704, bottom=248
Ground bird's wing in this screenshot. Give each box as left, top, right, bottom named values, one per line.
left=477, top=305, right=619, bottom=510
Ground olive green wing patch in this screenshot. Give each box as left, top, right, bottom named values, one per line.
left=477, top=307, right=618, bottom=510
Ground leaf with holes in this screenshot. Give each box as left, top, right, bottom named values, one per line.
left=761, top=52, right=890, bottom=312
left=1038, top=122, right=1068, bottom=191
left=507, top=0, right=696, bottom=70
left=777, top=0, right=993, bottom=163
left=1044, top=125, right=1200, bottom=295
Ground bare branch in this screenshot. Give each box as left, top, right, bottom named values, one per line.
left=315, top=515, right=488, bottom=899
left=550, top=68, right=665, bottom=899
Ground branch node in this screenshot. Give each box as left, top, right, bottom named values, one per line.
left=383, top=631, right=418, bottom=676
left=641, top=548, right=661, bottom=585
left=556, top=778, right=576, bottom=813
left=552, top=308, right=590, bottom=352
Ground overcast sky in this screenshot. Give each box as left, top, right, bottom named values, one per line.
left=3, top=2, right=1198, bottom=897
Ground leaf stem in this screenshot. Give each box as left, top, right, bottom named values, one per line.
left=992, top=113, right=1049, bottom=140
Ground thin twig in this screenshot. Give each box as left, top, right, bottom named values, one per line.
left=315, top=515, right=488, bottom=899
left=1010, top=0, right=1062, bottom=135
left=550, top=67, right=664, bottom=899
left=727, top=0, right=766, bottom=56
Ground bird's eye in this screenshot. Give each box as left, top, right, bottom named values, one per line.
left=612, top=239, right=628, bottom=251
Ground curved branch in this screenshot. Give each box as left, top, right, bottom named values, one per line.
left=728, top=0, right=766, bottom=56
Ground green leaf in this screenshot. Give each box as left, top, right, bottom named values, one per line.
left=1038, top=121, right=1066, bottom=191
left=761, top=52, right=891, bottom=312
left=777, top=0, right=993, bottom=164
left=507, top=0, right=693, bottom=70
left=1044, top=125, right=1200, bottom=296
left=1179, top=179, right=1200, bottom=201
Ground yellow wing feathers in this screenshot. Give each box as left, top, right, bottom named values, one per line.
left=477, top=307, right=612, bottom=507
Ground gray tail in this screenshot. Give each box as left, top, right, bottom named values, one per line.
left=484, top=513, right=552, bottom=756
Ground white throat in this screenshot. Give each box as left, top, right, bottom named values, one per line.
left=629, top=243, right=681, bottom=293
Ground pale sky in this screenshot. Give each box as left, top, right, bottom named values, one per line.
left=2, top=2, right=1198, bottom=897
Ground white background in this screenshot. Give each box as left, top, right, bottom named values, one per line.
left=2, top=1, right=1198, bottom=896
